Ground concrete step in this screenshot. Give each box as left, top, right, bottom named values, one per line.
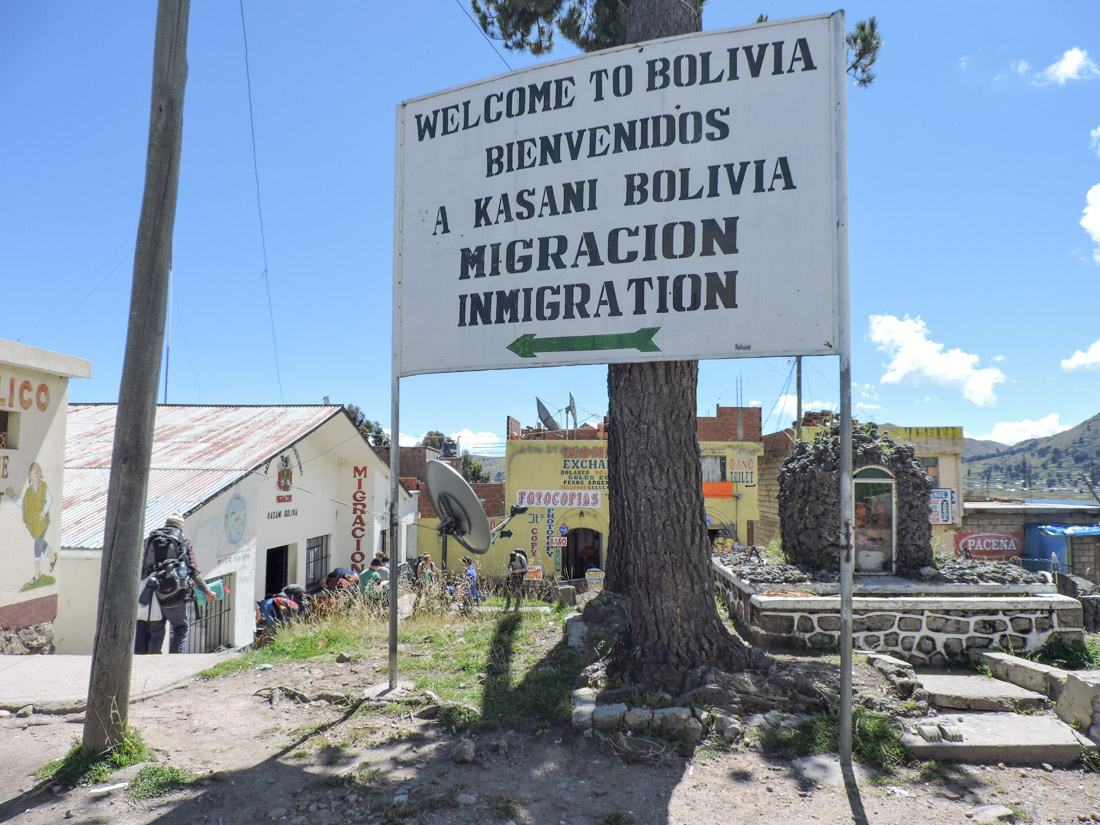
left=901, top=711, right=1095, bottom=766
left=916, top=672, right=1051, bottom=713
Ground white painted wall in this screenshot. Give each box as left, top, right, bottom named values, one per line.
left=0, top=352, right=86, bottom=629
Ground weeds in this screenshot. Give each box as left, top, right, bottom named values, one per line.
left=755, top=710, right=906, bottom=771
left=491, top=796, right=522, bottom=819
left=37, top=727, right=147, bottom=787
left=126, top=765, right=193, bottom=800
left=601, top=813, right=636, bottom=825
left=1081, top=749, right=1100, bottom=774
left=1025, top=635, right=1100, bottom=670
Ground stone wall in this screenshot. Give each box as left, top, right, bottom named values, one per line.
left=713, top=562, right=1083, bottom=666
left=1082, top=595, right=1100, bottom=633
left=778, top=424, right=935, bottom=573
left=0, top=622, right=54, bottom=655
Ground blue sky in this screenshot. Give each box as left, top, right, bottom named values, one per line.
left=3, top=1, right=1099, bottom=455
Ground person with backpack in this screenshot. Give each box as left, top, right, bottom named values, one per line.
left=504, top=549, right=528, bottom=611
left=135, top=513, right=217, bottom=654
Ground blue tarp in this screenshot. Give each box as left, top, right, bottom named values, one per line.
left=1034, top=524, right=1100, bottom=537
left=1023, top=523, right=1100, bottom=573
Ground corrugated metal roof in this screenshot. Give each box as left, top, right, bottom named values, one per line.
left=62, top=404, right=343, bottom=549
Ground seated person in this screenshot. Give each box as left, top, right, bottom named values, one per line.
left=359, top=558, right=387, bottom=601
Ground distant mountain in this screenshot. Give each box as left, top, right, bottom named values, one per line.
left=962, top=411, right=1100, bottom=498
left=963, top=436, right=1012, bottom=461
left=470, top=454, right=506, bottom=482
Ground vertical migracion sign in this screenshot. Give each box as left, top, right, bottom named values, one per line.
left=393, top=13, right=846, bottom=377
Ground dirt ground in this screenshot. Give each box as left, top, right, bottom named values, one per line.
left=2, top=625, right=1099, bottom=825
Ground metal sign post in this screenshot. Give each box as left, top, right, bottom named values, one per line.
left=832, top=11, right=855, bottom=770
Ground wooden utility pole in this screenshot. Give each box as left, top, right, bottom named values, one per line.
left=83, top=0, right=190, bottom=753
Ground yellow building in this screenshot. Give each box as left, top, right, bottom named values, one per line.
left=495, top=406, right=764, bottom=579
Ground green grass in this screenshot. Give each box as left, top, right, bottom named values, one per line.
left=126, top=765, right=193, bottom=800
left=37, top=727, right=147, bottom=787
left=600, top=813, right=636, bottom=825
left=203, top=603, right=589, bottom=733
left=754, top=710, right=906, bottom=772
left=1025, top=634, right=1100, bottom=670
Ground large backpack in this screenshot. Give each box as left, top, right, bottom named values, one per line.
left=145, top=527, right=191, bottom=603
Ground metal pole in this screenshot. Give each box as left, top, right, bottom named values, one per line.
left=795, top=355, right=803, bottom=441
left=833, top=10, right=854, bottom=769
left=388, top=372, right=400, bottom=691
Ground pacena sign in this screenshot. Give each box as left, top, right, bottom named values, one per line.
left=393, top=14, right=847, bottom=376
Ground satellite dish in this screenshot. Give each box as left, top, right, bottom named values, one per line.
left=568, top=391, right=578, bottom=435
left=424, top=459, right=491, bottom=555
left=536, top=397, right=561, bottom=432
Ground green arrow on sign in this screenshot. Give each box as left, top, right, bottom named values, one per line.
left=506, top=328, right=661, bottom=359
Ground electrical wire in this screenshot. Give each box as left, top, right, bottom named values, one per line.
left=18, top=231, right=135, bottom=344
left=452, top=0, right=513, bottom=71
left=762, top=358, right=796, bottom=434
left=238, top=0, right=285, bottom=402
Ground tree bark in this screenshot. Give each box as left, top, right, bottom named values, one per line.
left=603, top=0, right=752, bottom=691
left=83, top=0, right=189, bottom=754
left=606, top=361, right=751, bottom=690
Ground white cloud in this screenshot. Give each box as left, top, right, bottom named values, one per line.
left=449, top=428, right=504, bottom=453
left=1040, top=47, right=1100, bottom=84
left=993, top=354, right=1006, bottom=362
left=771, top=395, right=836, bottom=426
left=959, top=56, right=969, bottom=70
left=976, top=414, right=1072, bottom=445
left=1082, top=183, right=1100, bottom=263
left=1061, top=338, right=1100, bottom=370
left=381, top=429, right=420, bottom=447
left=856, top=402, right=882, bottom=411
left=1011, top=59, right=1031, bottom=75
left=868, top=314, right=1005, bottom=406
left=1091, top=125, right=1100, bottom=157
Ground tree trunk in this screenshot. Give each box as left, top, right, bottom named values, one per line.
left=602, top=0, right=752, bottom=691
left=606, top=362, right=751, bottom=690
left=83, top=0, right=189, bottom=754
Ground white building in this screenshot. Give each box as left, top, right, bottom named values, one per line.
left=0, top=340, right=91, bottom=653
left=56, top=404, right=416, bottom=654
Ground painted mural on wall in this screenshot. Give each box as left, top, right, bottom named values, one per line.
left=0, top=368, right=67, bottom=629
left=5, top=461, right=57, bottom=590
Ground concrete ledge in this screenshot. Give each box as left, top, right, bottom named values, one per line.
left=974, top=651, right=1069, bottom=699
left=1054, top=671, right=1100, bottom=732
left=900, top=712, right=1095, bottom=765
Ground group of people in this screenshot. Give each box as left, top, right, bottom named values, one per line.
left=134, top=512, right=538, bottom=655
left=410, top=552, right=481, bottom=614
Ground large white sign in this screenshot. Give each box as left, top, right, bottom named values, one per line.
left=394, top=14, right=845, bottom=377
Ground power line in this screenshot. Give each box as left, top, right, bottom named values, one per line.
left=452, top=0, right=513, bottom=71
left=238, top=0, right=285, bottom=402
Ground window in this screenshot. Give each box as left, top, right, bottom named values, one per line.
left=0, top=410, right=18, bottom=449
left=700, top=455, right=726, bottom=483
left=918, top=456, right=940, bottom=478
left=305, top=535, right=329, bottom=589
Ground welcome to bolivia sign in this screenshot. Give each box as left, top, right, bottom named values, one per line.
left=393, top=13, right=846, bottom=377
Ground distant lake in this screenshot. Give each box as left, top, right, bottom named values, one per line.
left=1024, top=499, right=1100, bottom=506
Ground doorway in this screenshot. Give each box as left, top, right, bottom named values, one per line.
left=265, top=545, right=289, bottom=597
left=564, top=528, right=602, bottom=579
left=854, top=467, right=895, bottom=573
